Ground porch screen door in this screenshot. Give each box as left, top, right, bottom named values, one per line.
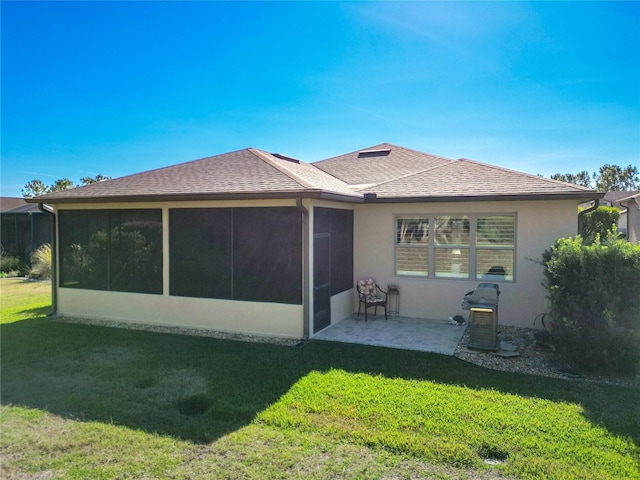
left=313, top=233, right=331, bottom=333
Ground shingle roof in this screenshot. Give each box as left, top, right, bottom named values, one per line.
left=1, top=197, right=28, bottom=212
left=27, top=144, right=600, bottom=204
left=603, top=190, right=640, bottom=206
left=30, top=148, right=359, bottom=204
left=2, top=203, right=45, bottom=214
left=361, top=157, right=596, bottom=200
left=313, top=143, right=453, bottom=186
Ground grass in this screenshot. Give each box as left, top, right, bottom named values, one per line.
left=0, top=278, right=52, bottom=322
left=1, top=278, right=639, bottom=479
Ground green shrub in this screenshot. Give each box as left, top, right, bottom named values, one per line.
left=542, top=232, right=640, bottom=373
left=580, top=206, right=620, bottom=244
left=0, top=252, right=29, bottom=277
left=30, top=244, right=52, bottom=280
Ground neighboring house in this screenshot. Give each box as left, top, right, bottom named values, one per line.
left=618, top=192, right=640, bottom=245
left=1, top=197, right=52, bottom=261
left=602, top=190, right=640, bottom=242
left=26, top=144, right=601, bottom=339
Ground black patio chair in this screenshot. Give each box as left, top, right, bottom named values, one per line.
left=356, top=278, right=388, bottom=321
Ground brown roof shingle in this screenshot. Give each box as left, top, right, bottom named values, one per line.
left=31, top=148, right=358, bottom=204
left=312, top=143, right=453, bottom=186
left=362, top=158, right=596, bottom=200
left=27, top=144, right=600, bottom=204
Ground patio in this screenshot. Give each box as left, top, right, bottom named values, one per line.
left=312, top=314, right=467, bottom=355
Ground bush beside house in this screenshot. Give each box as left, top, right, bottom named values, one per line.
left=542, top=233, right=640, bottom=374
left=580, top=206, right=620, bottom=243
left=0, top=250, right=29, bottom=277
left=29, top=243, right=52, bottom=280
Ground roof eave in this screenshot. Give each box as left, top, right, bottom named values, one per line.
left=26, top=190, right=364, bottom=205
left=362, top=191, right=605, bottom=203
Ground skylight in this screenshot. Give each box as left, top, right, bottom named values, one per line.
left=358, top=148, right=391, bottom=158
left=272, top=153, right=300, bottom=164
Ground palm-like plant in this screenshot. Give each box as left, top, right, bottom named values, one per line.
left=30, top=243, right=52, bottom=279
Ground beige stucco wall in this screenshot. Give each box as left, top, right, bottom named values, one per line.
left=54, top=199, right=305, bottom=338
left=352, top=200, right=581, bottom=328
left=52, top=197, right=583, bottom=336
left=57, top=288, right=304, bottom=338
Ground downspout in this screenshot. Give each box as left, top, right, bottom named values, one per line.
left=38, top=203, right=57, bottom=315
left=296, top=198, right=310, bottom=340
left=29, top=212, right=35, bottom=259
left=577, top=198, right=599, bottom=237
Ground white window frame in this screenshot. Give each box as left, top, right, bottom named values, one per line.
left=394, top=214, right=516, bottom=281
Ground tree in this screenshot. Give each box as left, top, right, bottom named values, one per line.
left=551, top=164, right=639, bottom=191
left=21, top=180, right=48, bottom=198
left=50, top=178, right=74, bottom=192
left=595, top=164, right=640, bottom=191
left=80, top=174, right=111, bottom=185
left=551, top=171, right=592, bottom=188
left=22, top=174, right=110, bottom=198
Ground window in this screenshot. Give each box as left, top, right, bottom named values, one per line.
left=59, top=209, right=163, bottom=294
left=395, top=217, right=429, bottom=277
left=476, top=215, right=515, bottom=281
left=394, top=214, right=516, bottom=281
left=435, top=216, right=469, bottom=279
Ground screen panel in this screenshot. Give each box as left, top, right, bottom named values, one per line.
left=329, top=208, right=353, bottom=295
left=109, top=209, right=163, bottom=294
left=59, top=210, right=109, bottom=290
left=169, top=208, right=232, bottom=299
left=233, top=208, right=302, bottom=304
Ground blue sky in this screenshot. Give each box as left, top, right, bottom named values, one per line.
left=2, top=1, right=639, bottom=197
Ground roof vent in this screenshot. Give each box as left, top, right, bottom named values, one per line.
left=272, top=153, right=300, bottom=164
left=358, top=148, right=391, bottom=158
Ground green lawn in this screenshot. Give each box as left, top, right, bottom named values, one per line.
left=1, top=279, right=639, bottom=479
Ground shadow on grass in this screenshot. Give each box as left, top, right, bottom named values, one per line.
left=18, top=305, right=54, bottom=318
left=1, top=317, right=639, bottom=445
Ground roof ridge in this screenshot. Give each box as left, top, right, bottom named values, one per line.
left=315, top=142, right=456, bottom=164
left=383, top=143, right=456, bottom=164
left=356, top=161, right=452, bottom=192
left=248, top=148, right=317, bottom=190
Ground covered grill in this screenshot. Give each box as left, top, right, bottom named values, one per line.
left=461, top=283, right=500, bottom=350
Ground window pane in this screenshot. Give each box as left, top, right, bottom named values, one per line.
left=435, top=248, right=469, bottom=279
left=396, top=247, right=428, bottom=277
left=435, top=216, right=469, bottom=246
left=477, top=215, right=515, bottom=246
left=109, top=209, right=163, bottom=294
left=169, top=208, right=233, bottom=299
left=59, top=210, right=109, bottom=290
left=476, top=249, right=514, bottom=281
left=396, top=217, right=429, bottom=245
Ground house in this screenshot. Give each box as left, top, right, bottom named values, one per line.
left=618, top=192, right=640, bottom=244
left=1, top=197, right=52, bottom=262
left=27, top=143, right=601, bottom=339
left=602, top=190, right=640, bottom=243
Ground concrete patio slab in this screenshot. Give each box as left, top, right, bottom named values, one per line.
left=312, top=314, right=467, bottom=355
